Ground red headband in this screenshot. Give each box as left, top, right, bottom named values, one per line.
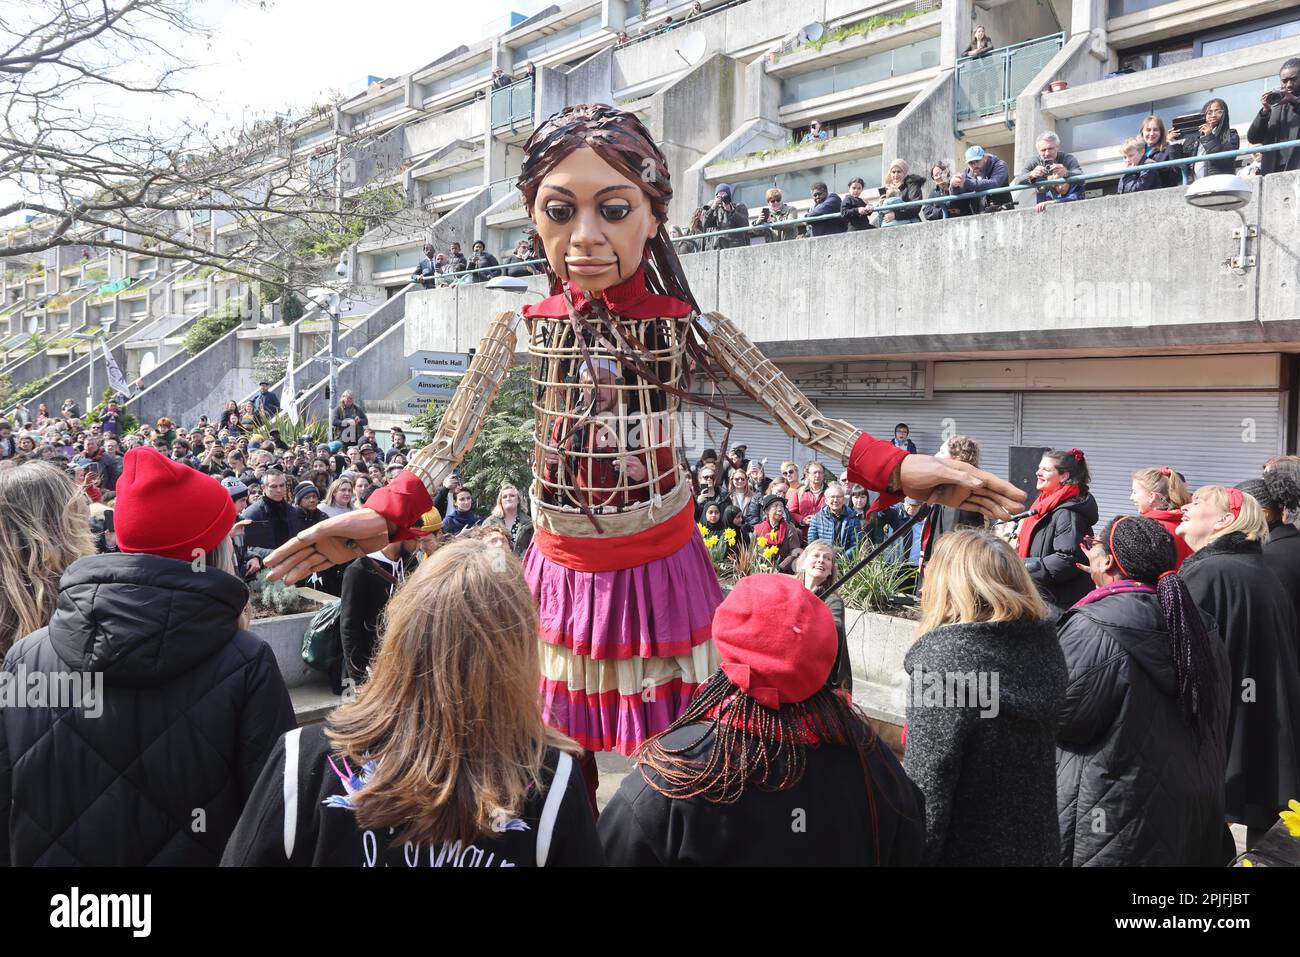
left=1159, top=466, right=1171, bottom=477
left=1226, top=487, right=1243, bottom=518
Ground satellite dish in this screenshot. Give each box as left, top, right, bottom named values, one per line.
left=675, top=32, right=706, bottom=67
left=797, top=22, right=824, bottom=45
left=140, top=353, right=156, bottom=376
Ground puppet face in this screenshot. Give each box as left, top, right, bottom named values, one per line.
left=530, top=147, right=658, bottom=295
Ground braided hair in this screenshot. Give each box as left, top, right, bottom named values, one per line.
left=1099, top=516, right=1221, bottom=741
left=634, top=670, right=900, bottom=863
left=1237, top=471, right=1300, bottom=526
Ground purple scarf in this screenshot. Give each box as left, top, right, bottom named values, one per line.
left=1072, top=579, right=1155, bottom=609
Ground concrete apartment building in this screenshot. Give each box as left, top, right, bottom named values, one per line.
left=3, top=0, right=1298, bottom=519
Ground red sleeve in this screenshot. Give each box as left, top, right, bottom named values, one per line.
left=846, top=432, right=908, bottom=494
left=363, top=470, right=434, bottom=542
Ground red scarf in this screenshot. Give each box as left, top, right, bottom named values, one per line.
left=1016, top=483, right=1080, bottom=558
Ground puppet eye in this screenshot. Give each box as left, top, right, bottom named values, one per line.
left=544, top=203, right=575, bottom=224
left=600, top=204, right=631, bottom=222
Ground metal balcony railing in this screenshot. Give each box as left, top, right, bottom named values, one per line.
left=490, top=78, right=534, bottom=129
left=956, top=33, right=1064, bottom=125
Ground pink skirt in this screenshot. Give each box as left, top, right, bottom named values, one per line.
left=524, top=533, right=722, bottom=755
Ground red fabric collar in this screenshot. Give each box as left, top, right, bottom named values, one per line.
left=1016, top=483, right=1080, bottom=558
left=521, top=265, right=693, bottom=319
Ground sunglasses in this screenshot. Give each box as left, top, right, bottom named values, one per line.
left=1079, top=534, right=1101, bottom=552
left=782, top=468, right=797, bottom=475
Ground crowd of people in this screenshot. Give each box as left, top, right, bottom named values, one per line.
left=3, top=377, right=1299, bottom=867
left=669, top=57, right=1300, bottom=244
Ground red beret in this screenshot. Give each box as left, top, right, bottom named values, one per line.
left=711, top=574, right=838, bottom=708
left=115, top=447, right=236, bottom=562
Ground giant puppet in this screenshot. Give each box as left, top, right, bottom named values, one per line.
left=267, top=104, right=1023, bottom=770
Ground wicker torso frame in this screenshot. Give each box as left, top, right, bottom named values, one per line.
left=527, top=312, right=692, bottom=537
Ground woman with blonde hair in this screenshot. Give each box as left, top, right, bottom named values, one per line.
left=904, top=528, right=1067, bottom=865
left=320, top=476, right=356, bottom=517
left=0, top=461, right=96, bottom=654
left=1178, top=486, right=1300, bottom=846
left=1130, top=465, right=1192, bottom=567
left=484, top=483, right=534, bottom=556
left=795, top=540, right=850, bottom=690
left=223, top=539, right=603, bottom=866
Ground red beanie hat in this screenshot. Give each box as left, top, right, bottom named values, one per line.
left=711, top=574, right=838, bottom=708
left=115, top=447, right=236, bottom=562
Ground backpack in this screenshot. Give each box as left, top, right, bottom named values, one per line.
left=301, top=599, right=342, bottom=670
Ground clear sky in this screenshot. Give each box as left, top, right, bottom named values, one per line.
left=1, top=0, right=553, bottom=227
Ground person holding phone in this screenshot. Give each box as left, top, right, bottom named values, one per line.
left=1247, top=58, right=1299, bottom=175
left=1169, top=98, right=1239, bottom=181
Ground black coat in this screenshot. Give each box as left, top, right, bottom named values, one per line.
left=904, top=618, right=1067, bottom=865
left=1247, top=101, right=1300, bottom=174
left=339, top=555, right=402, bottom=686
left=598, top=721, right=924, bottom=865
left=1023, top=492, right=1099, bottom=614
left=886, top=173, right=927, bottom=222
left=701, top=201, right=749, bottom=249
left=1180, top=533, right=1300, bottom=830
left=0, top=553, right=295, bottom=865
left=840, top=193, right=875, bottom=231
left=241, top=495, right=304, bottom=557
left=1262, top=522, right=1300, bottom=627
left=1056, top=591, right=1231, bottom=866
left=920, top=505, right=982, bottom=566
left=1170, top=126, right=1240, bottom=180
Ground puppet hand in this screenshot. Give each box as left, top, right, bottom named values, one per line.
left=265, top=508, right=391, bottom=584
left=898, top=455, right=1026, bottom=520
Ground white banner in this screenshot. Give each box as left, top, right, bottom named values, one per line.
left=101, top=339, right=132, bottom=400
left=284, top=329, right=299, bottom=425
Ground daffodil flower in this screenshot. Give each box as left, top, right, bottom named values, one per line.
left=756, top=535, right=768, bottom=548
left=1280, top=798, right=1300, bottom=837
left=697, top=523, right=708, bottom=537
left=765, top=546, right=779, bottom=559
left=704, top=535, right=719, bottom=547
left=724, top=528, right=737, bottom=545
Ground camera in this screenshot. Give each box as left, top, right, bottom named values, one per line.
left=1265, top=90, right=1282, bottom=106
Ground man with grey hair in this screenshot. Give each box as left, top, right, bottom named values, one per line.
left=1016, top=131, right=1084, bottom=212
left=808, top=481, right=861, bottom=556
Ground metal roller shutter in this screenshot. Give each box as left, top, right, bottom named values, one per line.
left=700, top=397, right=796, bottom=475
left=817, top=393, right=1017, bottom=480
left=1022, top=391, right=1284, bottom=522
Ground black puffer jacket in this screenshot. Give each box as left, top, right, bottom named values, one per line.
left=1024, top=493, right=1099, bottom=614
left=904, top=618, right=1068, bottom=865
left=1180, top=533, right=1300, bottom=831
left=1056, top=591, right=1231, bottom=866
left=0, top=553, right=295, bottom=865
left=1262, top=522, right=1300, bottom=628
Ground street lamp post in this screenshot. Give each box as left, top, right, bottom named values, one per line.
left=71, top=331, right=96, bottom=411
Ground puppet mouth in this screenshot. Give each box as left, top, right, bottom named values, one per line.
left=565, top=258, right=616, bottom=274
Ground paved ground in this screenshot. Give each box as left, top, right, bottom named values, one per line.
left=595, top=750, right=635, bottom=810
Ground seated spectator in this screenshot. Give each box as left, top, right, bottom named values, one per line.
left=1247, top=57, right=1299, bottom=175
left=795, top=540, right=851, bottom=689
left=724, top=466, right=755, bottom=516
left=701, top=183, right=749, bottom=250
left=1138, top=115, right=1180, bottom=187
left=443, top=487, right=483, bottom=535
left=800, top=119, right=830, bottom=144
left=598, top=574, right=924, bottom=865
left=921, top=160, right=959, bottom=220
left=468, top=239, right=500, bottom=282
left=1130, top=466, right=1192, bottom=567
left=1169, top=98, right=1240, bottom=181
left=410, top=243, right=439, bottom=288
left=787, top=461, right=828, bottom=539
left=1057, top=516, right=1231, bottom=866
left=807, top=181, right=846, bottom=237
left=1178, top=485, right=1300, bottom=846
left=808, top=482, right=860, bottom=557
left=1118, top=137, right=1164, bottom=193
left=840, top=176, right=876, bottom=230
left=905, top=528, right=1067, bottom=865
left=962, top=25, right=993, bottom=58
left=951, top=145, right=1010, bottom=214
left=754, top=187, right=799, bottom=241
left=880, top=158, right=926, bottom=224
left=320, top=476, right=355, bottom=517
left=721, top=503, right=750, bottom=548
left=1016, top=131, right=1083, bottom=212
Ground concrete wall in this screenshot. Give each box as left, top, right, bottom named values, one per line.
left=126, top=326, right=249, bottom=426
left=403, top=100, right=485, bottom=157
left=406, top=170, right=1300, bottom=358
left=883, top=70, right=958, bottom=180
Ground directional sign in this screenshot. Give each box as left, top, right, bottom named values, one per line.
left=402, top=396, right=440, bottom=415
left=406, top=350, right=470, bottom=374
left=410, top=374, right=459, bottom=399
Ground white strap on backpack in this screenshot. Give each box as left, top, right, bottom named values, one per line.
left=535, top=750, right=573, bottom=867
left=282, top=727, right=303, bottom=861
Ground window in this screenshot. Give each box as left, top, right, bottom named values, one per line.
left=1201, top=18, right=1300, bottom=57
left=729, top=156, right=885, bottom=210
left=423, top=61, right=492, bottom=99
left=781, top=37, right=941, bottom=105
left=512, top=13, right=603, bottom=63
left=426, top=166, right=483, bottom=198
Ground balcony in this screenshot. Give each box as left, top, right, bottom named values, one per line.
left=490, top=78, right=534, bottom=130
left=956, top=33, right=1065, bottom=126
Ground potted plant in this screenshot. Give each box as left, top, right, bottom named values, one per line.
left=1047, top=79, right=1069, bottom=93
